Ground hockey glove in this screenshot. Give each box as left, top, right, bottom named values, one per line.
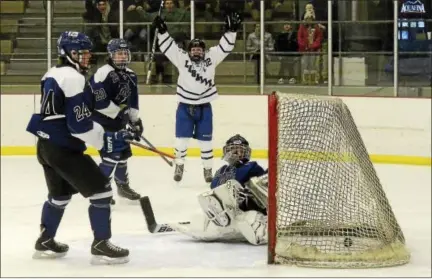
left=225, top=12, right=242, bottom=32
left=101, top=130, right=135, bottom=155
left=153, top=15, right=168, bottom=34
left=128, top=118, right=143, bottom=141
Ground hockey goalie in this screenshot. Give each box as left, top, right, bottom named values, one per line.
left=171, top=134, right=269, bottom=245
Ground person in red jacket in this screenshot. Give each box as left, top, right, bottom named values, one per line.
left=297, top=11, right=323, bottom=85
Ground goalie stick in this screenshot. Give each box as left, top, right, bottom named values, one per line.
left=140, top=196, right=190, bottom=233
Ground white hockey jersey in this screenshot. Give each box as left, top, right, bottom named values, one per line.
left=157, top=31, right=237, bottom=105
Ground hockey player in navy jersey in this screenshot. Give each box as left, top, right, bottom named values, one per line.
left=171, top=134, right=269, bottom=245
left=152, top=12, right=242, bottom=183
left=26, top=31, right=134, bottom=264
left=86, top=38, right=143, bottom=203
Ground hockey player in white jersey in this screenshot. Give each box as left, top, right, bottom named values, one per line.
left=152, top=12, right=242, bottom=183
left=170, top=135, right=269, bottom=245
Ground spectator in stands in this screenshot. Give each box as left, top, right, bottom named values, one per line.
left=142, top=0, right=176, bottom=13
left=297, top=10, right=323, bottom=85
left=219, top=0, right=245, bottom=18
left=247, top=24, right=274, bottom=84
left=183, top=0, right=217, bottom=35
left=273, top=0, right=295, bottom=19
left=301, top=2, right=328, bottom=84
left=123, top=0, right=153, bottom=57
left=154, top=0, right=190, bottom=83
left=85, top=0, right=119, bottom=15
left=274, top=23, right=299, bottom=84
left=246, top=0, right=278, bottom=23
left=83, top=0, right=119, bottom=65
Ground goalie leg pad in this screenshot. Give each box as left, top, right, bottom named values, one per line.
left=198, top=192, right=231, bottom=227
left=197, top=179, right=244, bottom=226
left=235, top=210, right=268, bottom=245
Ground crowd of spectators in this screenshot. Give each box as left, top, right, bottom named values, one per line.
left=82, top=0, right=329, bottom=84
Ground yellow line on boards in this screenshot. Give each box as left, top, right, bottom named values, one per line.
left=0, top=146, right=430, bottom=166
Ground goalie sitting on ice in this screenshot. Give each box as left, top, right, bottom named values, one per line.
left=171, top=134, right=269, bottom=245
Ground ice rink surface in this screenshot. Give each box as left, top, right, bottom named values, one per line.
left=1, top=156, right=431, bottom=277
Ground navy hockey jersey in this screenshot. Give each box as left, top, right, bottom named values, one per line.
left=26, top=65, right=104, bottom=152
left=86, top=64, right=139, bottom=132
left=211, top=161, right=266, bottom=189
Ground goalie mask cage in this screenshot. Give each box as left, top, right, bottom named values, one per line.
left=267, top=92, right=410, bottom=268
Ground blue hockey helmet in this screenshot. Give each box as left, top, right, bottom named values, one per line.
left=223, top=134, right=251, bottom=165
left=107, top=38, right=131, bottom=70
left=57, top=31, right=93, bottom=72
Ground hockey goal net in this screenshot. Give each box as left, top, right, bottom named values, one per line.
left=267, top=92, right=410, bottom=268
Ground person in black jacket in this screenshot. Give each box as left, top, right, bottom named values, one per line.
left=274, top=23, right=299, bottom=84
left=82, top=0, right=119, bottom=65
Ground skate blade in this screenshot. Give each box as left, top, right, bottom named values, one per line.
left=32, top=250, right=67, bottom=259
left=90, top=255, right=129, bottom=265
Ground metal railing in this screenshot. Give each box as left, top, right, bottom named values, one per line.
left=1, top=0, right=431, bottom=97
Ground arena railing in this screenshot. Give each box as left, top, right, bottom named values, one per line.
left=0, top=0, right=430, bottom=97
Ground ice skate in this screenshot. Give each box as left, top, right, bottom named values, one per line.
left=90, top=239, right=129, bottom=265
left=33, top=236, right=69, bottom=259
left=116, top=181, right=141, bottom=201
left=204, top=168, right=213, bottom=183
left=174, top=164, right=184, bottom=182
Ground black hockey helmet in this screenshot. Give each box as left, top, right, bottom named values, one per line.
left=188, top=38, right=206, bottom=62
left=223, top=134, right=251, bottom=165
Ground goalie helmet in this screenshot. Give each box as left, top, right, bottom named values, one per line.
left=188, top=38, right=206, bottom=62
left=222, top=134, right=251, bottom=165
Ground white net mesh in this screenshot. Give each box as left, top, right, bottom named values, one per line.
left=272, top=92, right=410, bottom=268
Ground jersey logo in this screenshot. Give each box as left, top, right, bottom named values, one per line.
left=115, top=84, right=131, bottom=104
left=184, top=60, right=213, bottom=87
left=109, top=71, right=119, bottom=83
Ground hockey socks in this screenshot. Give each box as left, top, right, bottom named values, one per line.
left=99, top=159, right=117, bottom=180
left=89, top=195, right=112, bottom=240
left=198, top=140, right=213, bottom=170
left=40, top=195, right=71, bottom=238
left=114, top=161, right=128, bottom=184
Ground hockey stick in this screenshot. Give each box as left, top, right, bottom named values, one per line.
left=146, top=0, right=165, bottom=85
left=140, top=196, right=190, bottom=233
left=140, top=135, right=173, bottom=167
left=127, top=140, right=175, bottom=160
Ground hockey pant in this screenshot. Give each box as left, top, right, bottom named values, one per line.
left=175, top=102, right=213, bottom=169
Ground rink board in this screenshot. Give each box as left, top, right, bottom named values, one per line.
left=1, top=95, right=430, bottom=166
